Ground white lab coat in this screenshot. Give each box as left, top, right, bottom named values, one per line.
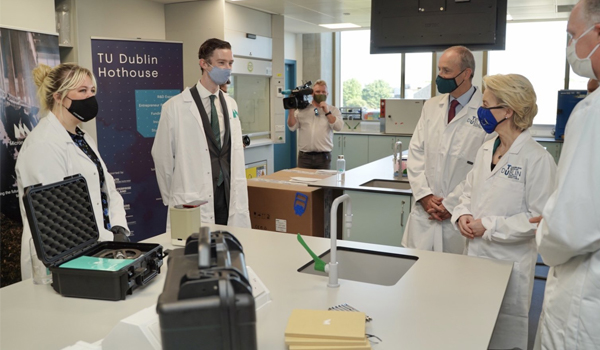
left=151, top=86, right=250, bottom=230
left=402, top=88, right=489, bottom=253
left=16, top=112, right=126, bottom=280
left=534, top=89, right=600, bottom=350
left=452, top=130, right=557, bottom=349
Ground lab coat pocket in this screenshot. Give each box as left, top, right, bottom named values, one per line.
left=491, top=177, right=525, bottom=215
left=543, top=264, right=572, bottom=328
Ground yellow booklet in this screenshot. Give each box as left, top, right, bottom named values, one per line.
left=284, top=309, right=366, bottom=341
left=285, top=336, right=368, bottom=346
left=288, top=341, right=372, bottom=350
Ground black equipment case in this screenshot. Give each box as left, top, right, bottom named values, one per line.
left=157, top=228, right=257, bottom=350
left=23, top=175, right=163, bottom=301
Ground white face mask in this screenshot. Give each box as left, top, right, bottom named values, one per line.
left=567, top=25, right=600, bottom=80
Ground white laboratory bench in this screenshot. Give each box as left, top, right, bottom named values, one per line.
left=310, top=155, right=411, bottom=195
left=0, top=224, right=512, bottom=350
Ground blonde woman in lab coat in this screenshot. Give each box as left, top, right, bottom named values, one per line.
left=451, top=74, right=557, bottom=350
left=17, top=63, right=129, bottom=280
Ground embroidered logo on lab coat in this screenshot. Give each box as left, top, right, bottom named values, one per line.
left=233, top=110, right=238, bottom=118
left=500, top=164, right=522, bottom=180
left=465, top=116, right=482, bottom=128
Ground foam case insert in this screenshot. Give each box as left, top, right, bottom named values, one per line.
left=23, top=174, right=163, bottom=301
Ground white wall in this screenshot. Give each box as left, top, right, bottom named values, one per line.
left=165, top=0, right=225, bottom=89
left=284, top=32, right=297, bottom=61
left=295, top=34, right=303, bottom=85
left=225, top=3, right=271, bottom=38
left=283, top=32, right=303, bottom=86
left=225, top=4, right=273, bottom=60
left=74, top=0, right=166, bottom=141
left=0, top=0, right=55, bottom=34
left=271, top=14, right=285, bottom=145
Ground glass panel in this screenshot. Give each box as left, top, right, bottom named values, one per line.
left=405, top=53, right=433, bottom=99
left=341, top=30, right=402, bottom=109
left=488, top=21, right=567, bottom=125
left=229, top=75, right=270, bottom=136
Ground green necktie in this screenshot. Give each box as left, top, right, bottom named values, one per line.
left=209, top=95, right=223, bottom=186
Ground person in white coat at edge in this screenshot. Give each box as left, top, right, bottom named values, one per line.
left=532, top=1, right=600, bottom=348
left=152, top=38, right=250, bottom=229
left=16, top=63, right=130, bottom=280
left=451, top=74, right=557, bottom=350
left=402, top=45, right=490, bottom=254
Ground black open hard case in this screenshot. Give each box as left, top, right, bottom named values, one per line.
left=23, top=174, right=164, bottom=301
left=157, top=228, right=257, bottom=350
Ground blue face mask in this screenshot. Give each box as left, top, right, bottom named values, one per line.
left=207, top=64, right=231, bottom=85
left=477, top=106, right=507, bottom=134
left=436, top=69, right=466, bottom=94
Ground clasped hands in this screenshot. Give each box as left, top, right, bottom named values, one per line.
left=420, top=195, right=486, bottom=239
left=421, top=194, right=451, bottom=221
left=457, top=214, right=486, bottom=239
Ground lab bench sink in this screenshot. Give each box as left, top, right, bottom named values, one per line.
left=298, top=247, right=418, bottom=286
left=360, top=179, right=411, bottom=191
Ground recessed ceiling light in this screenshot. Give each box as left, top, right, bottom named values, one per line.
left=319, top=23, right=361, bottom=29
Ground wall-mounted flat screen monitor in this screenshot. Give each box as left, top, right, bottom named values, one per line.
left=370, top=0, right=507, bottom=53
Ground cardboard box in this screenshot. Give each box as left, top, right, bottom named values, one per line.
left=247, top=169, right=335, bottom=237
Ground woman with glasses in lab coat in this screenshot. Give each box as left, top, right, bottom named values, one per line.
left=451, top=74, right=557, bottom=350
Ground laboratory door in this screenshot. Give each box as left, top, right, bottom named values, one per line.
left=274, top=60, right=297, bottom=171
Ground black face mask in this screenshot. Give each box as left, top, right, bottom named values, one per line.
left=65, top=96, right=98, bottom=122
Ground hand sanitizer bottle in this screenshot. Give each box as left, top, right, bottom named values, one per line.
left=336, top=155, right=346, bottom=182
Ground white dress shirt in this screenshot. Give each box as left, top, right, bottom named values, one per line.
left=288, top=104, right=343, bottom=152
left=196, top=81, right=225, bottom=146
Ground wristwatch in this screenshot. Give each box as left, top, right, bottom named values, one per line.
left=325, top=111, right=332, bottom=116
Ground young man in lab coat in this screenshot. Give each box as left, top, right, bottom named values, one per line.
left=152, top=38, right=250, bottom=229
left=402, top=46, right=489, bottom=254
left=533, top=1, right=600, bottom=348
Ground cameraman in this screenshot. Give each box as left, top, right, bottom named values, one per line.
left=287, top=79, right=343, bottom=169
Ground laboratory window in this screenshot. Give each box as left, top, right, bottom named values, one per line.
left=340, top=30, right=402, bottom=109
left=488, top=21, right=568, bottom=125
left=404, top=52, right=433, bottom=99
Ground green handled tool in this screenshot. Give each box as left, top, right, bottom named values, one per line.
left=297, top=234, right=326, bottom=272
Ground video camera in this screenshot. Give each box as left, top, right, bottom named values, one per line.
left=282, top=81, right=313, bottom=110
